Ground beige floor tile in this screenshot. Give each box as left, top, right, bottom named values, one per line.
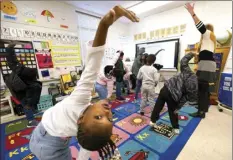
left=177, top=105, right=232, bottom=160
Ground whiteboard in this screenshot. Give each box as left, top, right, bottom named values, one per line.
left=136, top=39, right=179, bottom=69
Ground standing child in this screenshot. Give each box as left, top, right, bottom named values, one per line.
left=123, top=71, right=133, bottom=95
left=29, top=6, right=139, bottom=160
left=95, top=65, right=114, bottom=99
left=137, top=54, right=159, bottom=115
left=113, top=51, right=128, bottom=100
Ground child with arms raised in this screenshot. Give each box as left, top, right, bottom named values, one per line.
left=150, top=53, right=198, bottom=134
left=29, top=6, right=139, bottom=160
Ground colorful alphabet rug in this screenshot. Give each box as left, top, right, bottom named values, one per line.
left=0, top=94, right=201, bottom=160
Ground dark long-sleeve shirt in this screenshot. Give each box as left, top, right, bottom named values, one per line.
left=165, top=53, right=198, bottom=108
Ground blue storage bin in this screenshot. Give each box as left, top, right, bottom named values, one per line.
left=218, top=73, right=232, bottom=108
left=37, top=95, right=53, bottom=111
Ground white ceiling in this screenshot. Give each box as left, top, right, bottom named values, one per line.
left=66, top=1, right=141, bottom=15
left=65, top=1, right=188, bottom=23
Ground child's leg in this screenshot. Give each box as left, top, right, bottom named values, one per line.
left=167, top=108, right=179, bottom=129
left=135, top=79, right=142, bottom=99
left=140, top=86, right=148, bottom=113
left=166, top=90, right=179, bottom=129
left=29, top=123, right=71, bottom=160
left=148, top=85, right=156, bottom=109
left=150, top=86, right=166, bottom=123
left=124, top=80, right=131, bottom=93
left=95, top=83, right=108, bottom=100
left=77, top=147, right=91, bottom=160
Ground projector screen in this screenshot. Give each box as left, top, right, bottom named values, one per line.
left=136, top=39, right=179, bottom=69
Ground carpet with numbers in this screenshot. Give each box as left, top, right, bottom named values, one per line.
left=0, top=93, right=201, bottom=160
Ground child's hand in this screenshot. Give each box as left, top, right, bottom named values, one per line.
left=101, top=6, right=139, bottom=27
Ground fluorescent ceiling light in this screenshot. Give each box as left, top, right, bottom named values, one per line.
left=128, top=1, right=173, bottom=15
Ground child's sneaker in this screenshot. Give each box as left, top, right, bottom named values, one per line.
left=27, top=120, right=39, bottom=128
left=173, top=128, right=180, bottom=135
left=149, top=121, right=161, bottom=129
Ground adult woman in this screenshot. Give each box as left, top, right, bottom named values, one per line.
left=185, top=3, right=217, bottom=118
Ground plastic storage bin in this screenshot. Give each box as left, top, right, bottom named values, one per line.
left=218, top=73, right=232, bottom=108
left=37, top=95, right=53, bottom=111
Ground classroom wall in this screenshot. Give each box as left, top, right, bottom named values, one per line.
left=124, top=1, right=232, bottom=60
left=1, top=1, right=129, bottom=95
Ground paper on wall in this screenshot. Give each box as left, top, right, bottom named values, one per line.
left=42, top=32, right=47, bottom=39
left=16, top=29, right=24, bottom=38
left=31, top=30, right=36, bottom=38
left=52, top=33, right=57, bottom=40
left=57, top=34, right=62, bottom=41
left=9, top=28, right=17, bottom=37
left=2, top=27, right=10, bottom=36
left=23, top=29, right=31, bottom=38
left=47, top=32, right=52, bottom=39
left=74, top=36, right=79, bottom=42
left=36, top=31, right=42, bottom=39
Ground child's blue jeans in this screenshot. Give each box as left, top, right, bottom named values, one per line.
left=29, top=123, right=91, bottom=160
left=135, top=79, right=142, bottom=99
left=95, top=82, right=108, bottom=100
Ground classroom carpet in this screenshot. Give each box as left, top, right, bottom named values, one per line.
left=1, top=94, right=201, bottom=160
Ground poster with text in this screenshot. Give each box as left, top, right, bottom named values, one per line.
left=34, top=41, right=53, bottom=69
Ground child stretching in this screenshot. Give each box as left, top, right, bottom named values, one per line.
left=150, top=53, right=198, bottom=134
left=95, top=65, right=114, bottom=99
left=137, top=54, right=159, bottom=115
left=29, top=6, right=139, bottom=160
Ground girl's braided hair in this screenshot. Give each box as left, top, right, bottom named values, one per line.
left=77, top=123, right=116, bottom=160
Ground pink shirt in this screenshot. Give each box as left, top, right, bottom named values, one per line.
left=96, top=73, right=114, bottom=98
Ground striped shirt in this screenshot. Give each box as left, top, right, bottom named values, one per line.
left=196, top=21, right=217, bottom=84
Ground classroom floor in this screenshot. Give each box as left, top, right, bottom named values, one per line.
left=1, top=104, right=232, bottom=160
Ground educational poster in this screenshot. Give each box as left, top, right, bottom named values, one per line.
left=172, top=26, right=179, bottom=35
left=180, top=24, right=186, bottom=33
left=142, top=32, right=146, bottom=39
left=0, top=26, right=79, bottom=44
left=166, top=27, right=172, bottom=37
left=138, top=33, right=142, bottom=40
left=1, top=1, right=18, bottom=21
left=150, top=31, right=155, bottom=39
left=50, top=42, right=81, bottom=67
left=33, top=41, right=53, bottom=69
left=155, top=29, right=160, bottom=38
left=0, top=42, right=38, bottom=80
left=134, top=34, right=137, bottom=41
left=159, top=28, right=166, bottom=38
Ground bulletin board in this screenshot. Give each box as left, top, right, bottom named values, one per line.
left=49, top=41, right=82, bottom=67
left=33, top=41, right=53, bottom=69
left=0, top=39, right=38, bottom=80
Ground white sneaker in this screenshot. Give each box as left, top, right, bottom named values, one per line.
left=173, top=128, right=180, bottom=135
left=149, top=121, right=161, bottom=129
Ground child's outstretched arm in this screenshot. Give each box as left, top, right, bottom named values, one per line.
left=180, top=52, right=195, bottom=73
left=62, top=6, right=139, bottom=107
